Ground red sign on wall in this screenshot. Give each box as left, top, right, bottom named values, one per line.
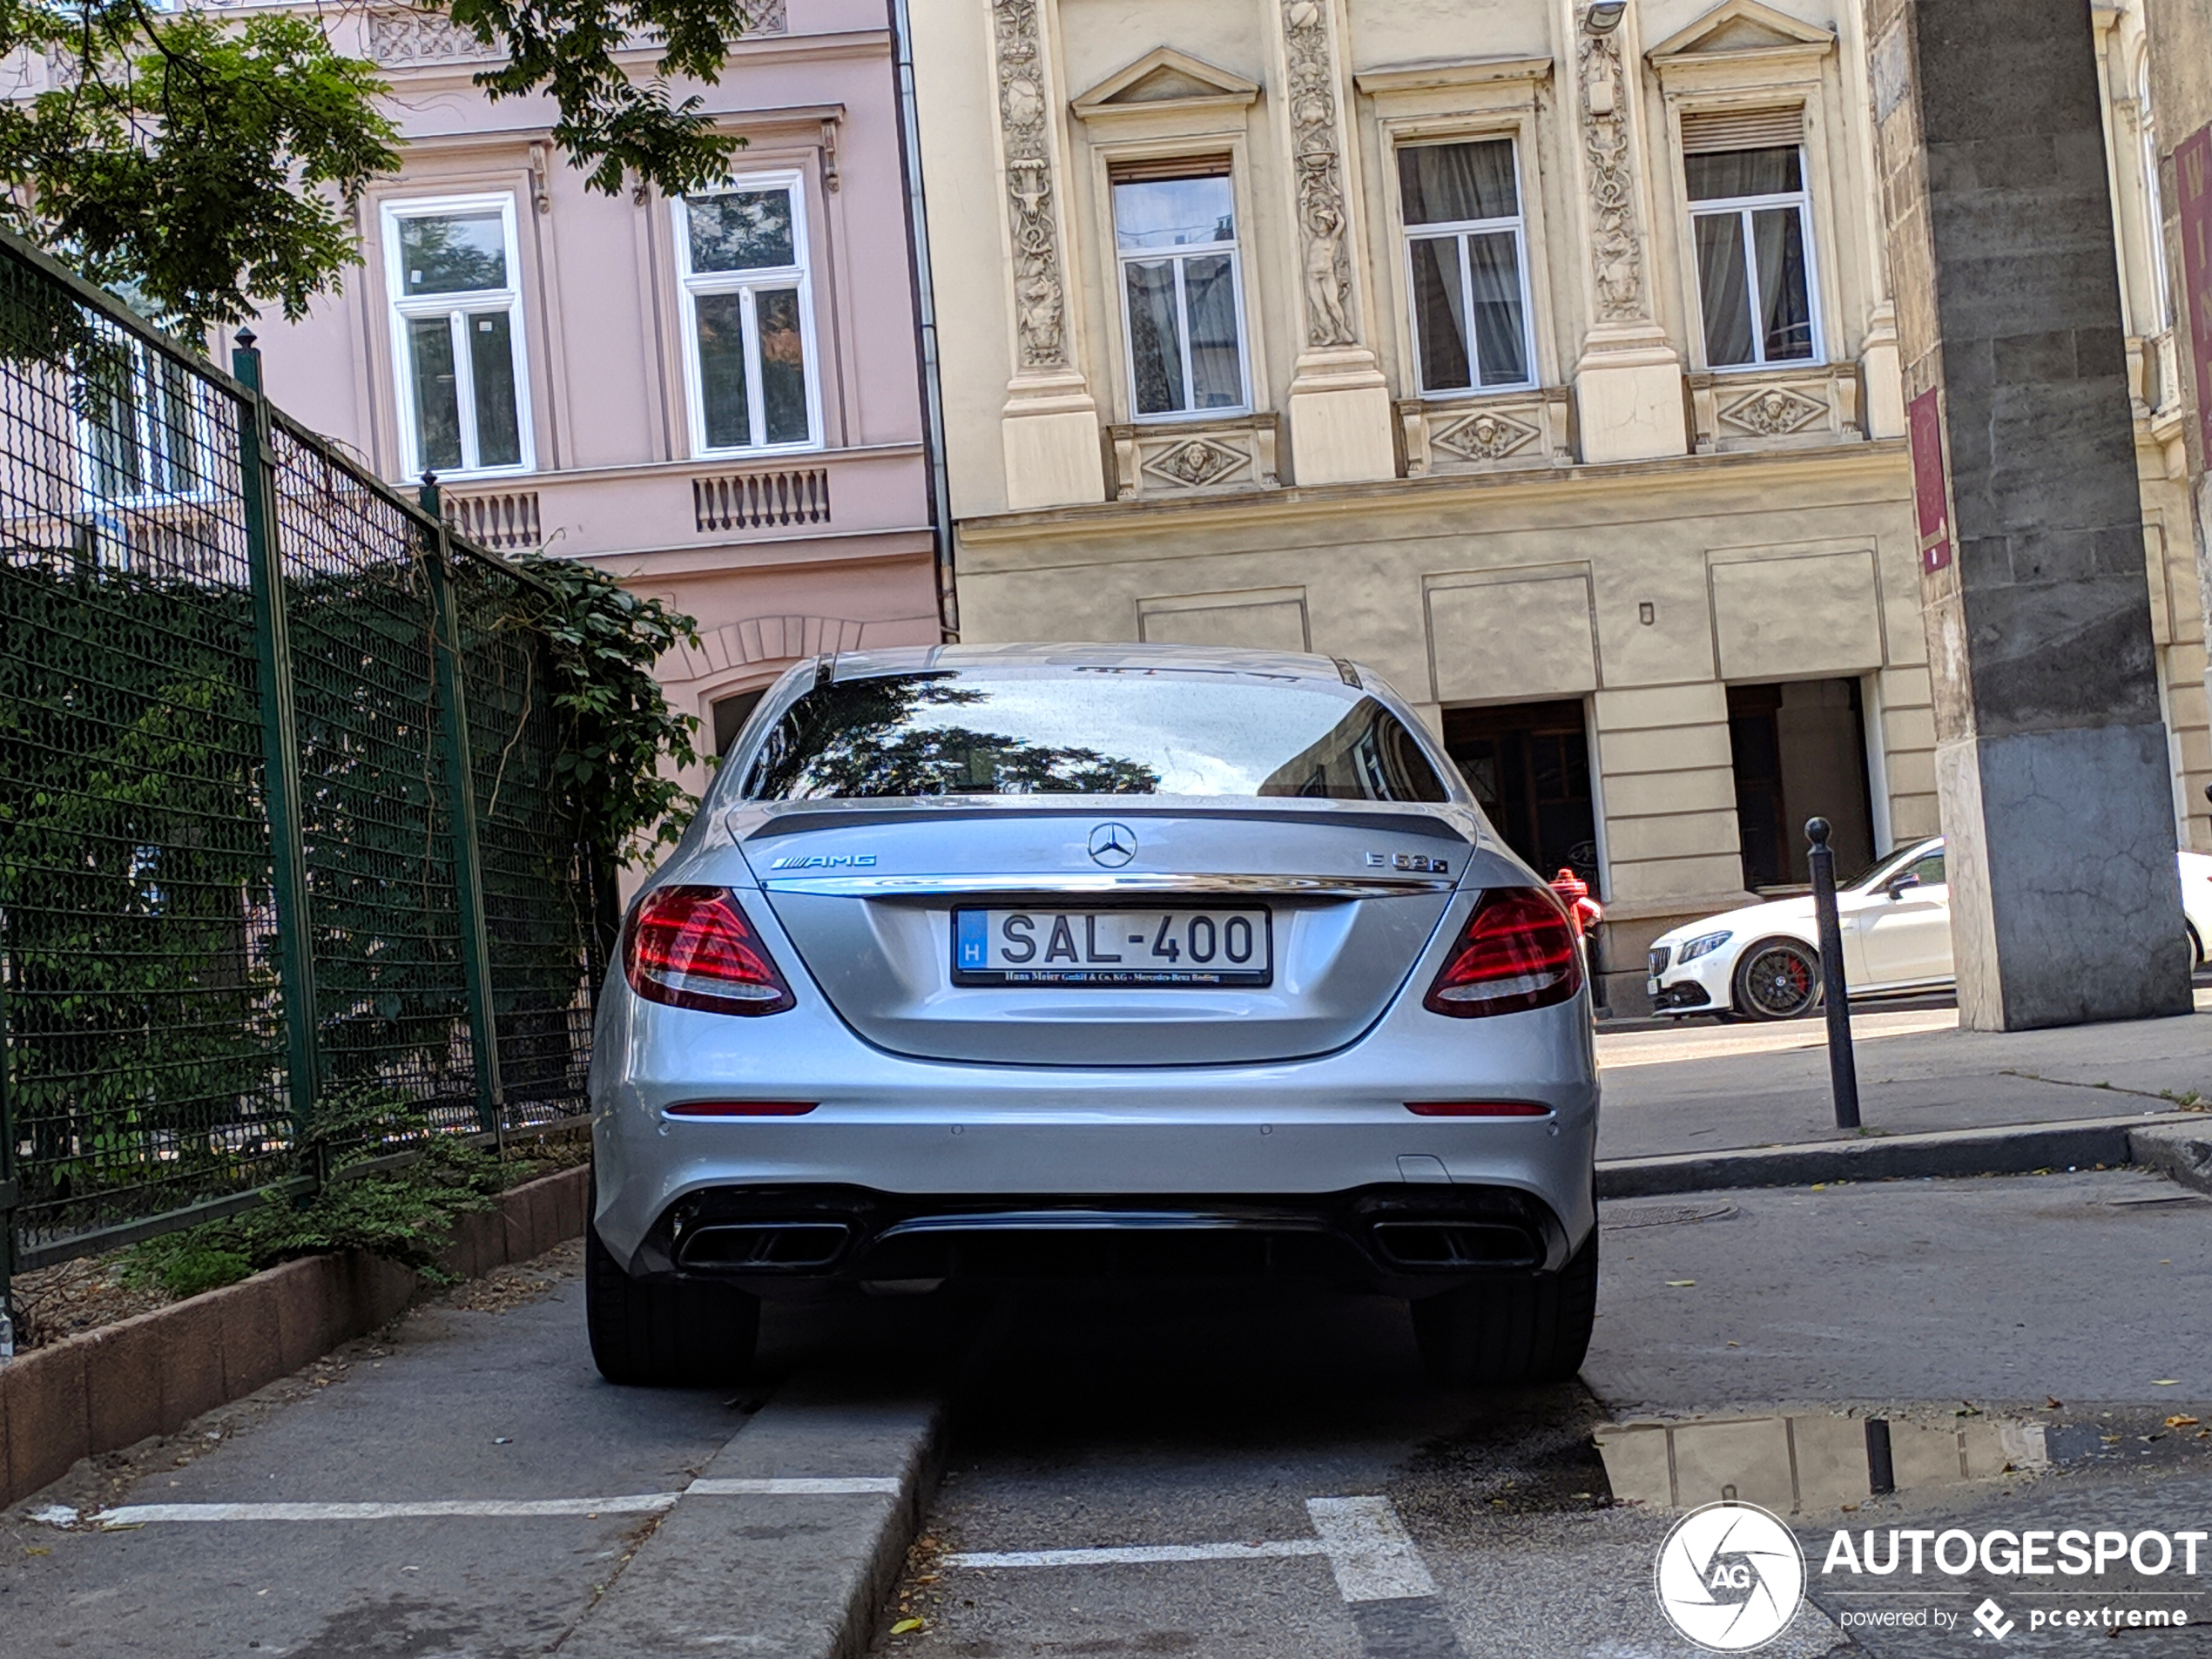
left=1908, top=386, right=1952, bottom=574
left=2179, top=125, right=2212, bottom=462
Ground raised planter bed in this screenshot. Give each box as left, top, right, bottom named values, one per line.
left=0, top=1164, right=589, bottom=1507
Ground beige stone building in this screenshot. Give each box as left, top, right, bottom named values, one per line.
left=908, top=0, right=2210, bottom=1009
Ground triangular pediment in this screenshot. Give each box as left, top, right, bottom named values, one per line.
left=1072, top=48, right=1260, bottom=117
left=1647, top=0, right=1835, bottom=61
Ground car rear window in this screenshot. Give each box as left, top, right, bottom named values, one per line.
left=737, top=670, right=1450, bottom=803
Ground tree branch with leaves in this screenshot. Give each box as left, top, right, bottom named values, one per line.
left=0, top=0, right=754, bottom=334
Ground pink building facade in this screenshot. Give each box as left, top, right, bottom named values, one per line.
left=251, top=0, right=944, bottom=785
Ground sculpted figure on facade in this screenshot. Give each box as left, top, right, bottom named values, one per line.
left=1281, top=0, right=1358, bottom=347
left=1577, top=12, right=1648, bottom=321
left=993, top=0, right=1070, bottom=370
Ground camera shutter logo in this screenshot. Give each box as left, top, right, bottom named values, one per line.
left=1653, top=1501, right=1806, bottom=1651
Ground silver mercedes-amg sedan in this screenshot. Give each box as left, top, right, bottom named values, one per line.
left=586, top=644, right=1599, bottom=1387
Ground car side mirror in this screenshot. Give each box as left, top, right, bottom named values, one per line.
left=1885, top=873, right=1921, bottom=900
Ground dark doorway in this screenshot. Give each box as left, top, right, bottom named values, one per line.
left=1441, top=699, right=1600, bottom=888
left=1727, top=678, right=1876, bottom=891
left=712, top=687, right=768, bottom=758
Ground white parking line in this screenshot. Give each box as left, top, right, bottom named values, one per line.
left=90, top=1475, right=905, bottom=1528
left=945, top=1494, right=1440, bottom=1609
left=1304, top=1496, right=1438, bottom=1602
left=951, top=1541, right=1330, bottom=1569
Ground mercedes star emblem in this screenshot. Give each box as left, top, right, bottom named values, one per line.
left=1087, top=822, right=1136, bottom=867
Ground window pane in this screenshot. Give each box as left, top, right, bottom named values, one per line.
left=399, top=212, right=508, bottom=295
left=408, top=316, right=463, bottom=471
left=1113, top=177, right=1235, bottom=251
left=694, top=292, right=752, bottom=448
left=756, top=287, right=811, bottom=444
left=1751, top=206, right=1815, bottom=361
left=1123, top=259, right=1187, bottom=415
left=1685, top=146, right=1802, bottom=202
left=468, top=309, right=522, bottom=467
left=687, top=190, right=796, bottom=273
left=1693, top=212, right=1757, bottom=367
left=83, top=352, right=140, bottom=498
left=1408, top=236, right=1471, bottom=391
left=1182, top=254, right=1243, bottom=409
left=1399, top=140, right=1518, bottom=226
left=1467, top=232, right=1528, bottom=386
left=151, top=355, right=202, bottom=494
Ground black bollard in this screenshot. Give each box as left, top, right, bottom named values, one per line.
left=1807, top=817, right=1862, bottom=1130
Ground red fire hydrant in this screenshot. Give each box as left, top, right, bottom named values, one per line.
left=1549, top=867, right=1602, bottom=939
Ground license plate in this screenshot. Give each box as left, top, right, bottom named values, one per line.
left=953, top=907, right=1272, bottom=987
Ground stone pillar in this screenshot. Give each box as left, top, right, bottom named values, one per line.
left=1865, top=0, right=2191, bottom=1028
left=1559, top=0, right=1687, bottom=463
left=1266, top=0, right=1396, bottom=485
left=988, top=0, right=1103, bottom=510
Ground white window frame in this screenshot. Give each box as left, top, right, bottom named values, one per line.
left=381, top=192, right=535, bottom=482
left=78, top=336, right=220, bottom=509
left=1686, top=147, right=1826, bottom=371
left=2138, top=57, right=2173, bottom=334
left=671, top=172, right=825, bottom=459
left=1397, top=138, right=1539, bottom=398
left=1111, top=174, right=1252, bottom=424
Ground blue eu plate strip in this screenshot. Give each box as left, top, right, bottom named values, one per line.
left=955, top=910, right=988, bottom=970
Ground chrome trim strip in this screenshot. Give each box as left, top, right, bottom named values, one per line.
left=759, top=872, right=1458, bottom=897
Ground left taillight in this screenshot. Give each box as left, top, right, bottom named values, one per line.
left=624, top=886, right=796, bottom=1015
left=1423, top=886, right=1583, bottom=1018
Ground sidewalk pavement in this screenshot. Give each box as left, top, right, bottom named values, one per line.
left=1595, top=988, right=2212, bottom=1162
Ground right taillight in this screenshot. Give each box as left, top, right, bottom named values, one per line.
left=1423, top=886, right=1584, bottom=1018
left=624, top=886, right=796, bottom=1015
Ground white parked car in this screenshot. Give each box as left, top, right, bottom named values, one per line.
left=1646, top=837, right=2212, bottom=1020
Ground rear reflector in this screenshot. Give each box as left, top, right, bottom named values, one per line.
left=624, top=886, right=796, bottom=1015
left=663, top=1100, right=818, bottom=1117
left=1405, top=1100, right=1553, bottom=1117
left=1423, top=886, right=1583, bottom=1017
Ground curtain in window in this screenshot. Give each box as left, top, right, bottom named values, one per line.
left=1694, top=213, right=1756, bottom=366
left=1123, top=260, right=1186, bottom=415
left=1183, top=255, right=1243, bottom=409
left=1467, top=233, right=1527, bottom=386
left=1752, top=207, right=1813, bottom=361
left=1409, top=237, right=1471, bottom=390
left=1684, top=146, right=1800, bottom=202
left=1399, top=140, right=1518, bottom=226
left=694, top=293, right=752, bottom=449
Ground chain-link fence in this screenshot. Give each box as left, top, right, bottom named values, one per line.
left=0, top=231, right=608, bottom=1302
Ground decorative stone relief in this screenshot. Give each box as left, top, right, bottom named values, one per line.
left=1280, top=0, right=1358, bottom=348
left=366, top=3, right=784, bottom=68
left=366, top=10, right=502, bottom=66
left=1430, top=408, right=1541, bottom=463
left=1109, top=418, right=1280, bottom=497
left=1576, top=13, right=1648, bottom=321
left=1719, top=385, right=1826, bottom=436
left=993, top=0, right=1069, bottom=371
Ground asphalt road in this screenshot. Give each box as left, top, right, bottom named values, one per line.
left=6, top=1170, right=2209, bottom=1659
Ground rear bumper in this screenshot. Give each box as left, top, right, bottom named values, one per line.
left=626, top=1182, right=1574, bottom=1296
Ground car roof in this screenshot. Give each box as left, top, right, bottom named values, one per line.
left=819, top=643, right=1366, bottom=685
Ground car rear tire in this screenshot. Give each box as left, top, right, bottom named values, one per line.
left=1733, top=937, right=1821, bottom=1021
left=586, top=1199, right=760, bottom=1386
left=1411, top=1229, right=1597, bottom=1388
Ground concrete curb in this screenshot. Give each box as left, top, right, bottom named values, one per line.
left=0, top=1163, right=589, bottom=1508
left=1596, top=1113, right=2202, bottom=1198
left=560, top=1380, right=945, bottom=1659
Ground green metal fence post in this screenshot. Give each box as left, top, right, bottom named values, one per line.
left=233, top=332, right=321, bottom=1169
left=1, top=974, right=18, bottom=1357
left=420, top=482, right=505, bottom=1137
